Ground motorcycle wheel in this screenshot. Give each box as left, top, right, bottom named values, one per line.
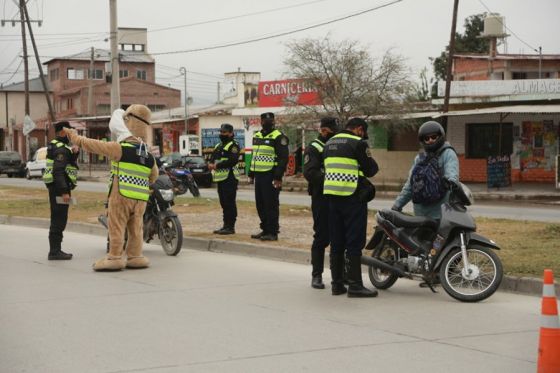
left=188, top=179, right=200, bottom=197
left=175, top=182, right=188, bottom=195
left=367, top=237, right=399, bottom=290
left=158, top=216, right=183, bottom=256
left=439, top=246, right=503, bottom=302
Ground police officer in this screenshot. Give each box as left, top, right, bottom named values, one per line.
left=209, top=123, right=240, bottom=235
left=303, top=117, right=339, bottom=289
left=43, top=121, right=79, bottom=260
left=323, top=118, right=379, bottom=297
left=248, top=112, right=289, bottom=241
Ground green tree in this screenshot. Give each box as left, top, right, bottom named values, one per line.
left=431, top=13, right=489, bottom=81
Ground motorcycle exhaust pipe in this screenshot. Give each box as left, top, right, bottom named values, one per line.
left=361, top=256, right=410, bottom=278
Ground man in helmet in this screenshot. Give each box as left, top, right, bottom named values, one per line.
left=392, top=121, right=459, bottom=220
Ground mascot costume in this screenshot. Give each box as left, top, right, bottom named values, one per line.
left=64, top=104, right=158, bottom=271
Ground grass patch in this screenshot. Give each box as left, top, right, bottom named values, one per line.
left=1, top=185, right=558, bottom=277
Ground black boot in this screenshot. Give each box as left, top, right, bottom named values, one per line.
left=213, top=226, right=225, bottom=234
left=311, top=275, right=325, bottom=289
left=330, top=253, right=347, bottom=295
left=347, top=255, right=377, bottom=298
left=48, top=250, right=73, bottom=260
left=251, top=231, right=265, bottom=239
left=215, top=226, right=235, bottom=235
left=48, top=237, right=72, bottom=260
left=342, top=254, right=350, bottom=285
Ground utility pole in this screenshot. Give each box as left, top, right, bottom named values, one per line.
left=216, top=82, right=221, bottom=104
left=87, top=46, right=95, bottom=115
left=179, top=67, right=188, bottom=135
left=19, top=0, right=30, bottom=162
left=22, top=1, right=56, bottom=141
left=109, top=0, right=120, bottom=111
left=442, top=0, right=459, bottom=128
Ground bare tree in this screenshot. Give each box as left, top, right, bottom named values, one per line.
left=283, top=36, right=414, bottom=126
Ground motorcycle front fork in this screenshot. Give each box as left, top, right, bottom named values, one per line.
left=459, top=232, right=472, bottom=275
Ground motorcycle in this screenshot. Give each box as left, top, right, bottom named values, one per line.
left=363, top=180, right=503, bottom=302
left=163, top=160, right=200, bottom=197
left=98, top=174, right=184, bottom=256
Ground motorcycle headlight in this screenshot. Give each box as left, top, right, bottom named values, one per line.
left=159, top=189, right=174, bottom=202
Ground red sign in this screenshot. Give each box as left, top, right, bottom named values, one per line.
left=258, top=79, right=321, bottom=107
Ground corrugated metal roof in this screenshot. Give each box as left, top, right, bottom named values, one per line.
left=0, top=77, right=51, bottom=92
left=43, top=48, right=154, bottom=64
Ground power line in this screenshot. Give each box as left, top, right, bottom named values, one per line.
left=476, top=0, right=538, bottom=52
left=1, top=58, right=23, bottom=85
left=151, top=0, right=403, bottom=56
left=118, top=0, right=332, bottom=41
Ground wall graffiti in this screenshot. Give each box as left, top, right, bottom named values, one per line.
left=517, top=120, right=557, bottom=171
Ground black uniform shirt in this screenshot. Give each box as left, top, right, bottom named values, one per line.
left=48, top=136, right=78, bottom=194
left=303, top=135, right=329, bottom=196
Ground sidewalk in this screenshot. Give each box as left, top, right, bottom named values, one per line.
left=79, top=169, right=560, bottom=203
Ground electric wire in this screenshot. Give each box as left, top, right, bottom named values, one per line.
left=150, top=0, right=403, bottom=56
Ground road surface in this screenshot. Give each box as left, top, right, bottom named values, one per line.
left=0, top=224, right=540, bottom=372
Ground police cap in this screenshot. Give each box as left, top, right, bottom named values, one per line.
left=220, top=123, right=234, bottom=132
left=260, top=112, right=274, bottom=120
left=320, top=117, right=338, bottom=131
left=54, top=121, right=73, bottom=132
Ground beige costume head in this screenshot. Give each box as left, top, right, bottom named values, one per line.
left=124, top=104, right=151, bottom=142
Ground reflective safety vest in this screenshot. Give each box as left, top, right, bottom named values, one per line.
left=110, top=142, right=154, bottom=201
left=250, top=129, right=282, bottom=173
left=310, top=138, right=325, bottom=154
left=212, top=141, right=240, bottom=182
left=43, top=139, right=78, bottom=186
left=323, top=133, right=364, bottom=196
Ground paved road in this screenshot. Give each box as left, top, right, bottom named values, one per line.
left=0, top=225, right=540, bottom=372
left=1, top=177, right=559, bottom=222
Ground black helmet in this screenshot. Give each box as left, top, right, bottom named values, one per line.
left=418, top=121, right=445, bottom=152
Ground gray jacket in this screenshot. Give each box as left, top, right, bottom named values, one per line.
left=393, top=142, right=459, bottom=219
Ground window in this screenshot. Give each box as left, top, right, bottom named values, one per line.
left=88, top=69, right=103, bottom=80
left=512, top=72, right=527, bottom=80
left=148, top=104, right=165, bottom=112
left=49, top=68, right=59, bottom=81
left=96, top=104, right=111, bottom=115
left=466, top=123, right=513, bottom=159
left=67, top=68, right=85, bottom=80
left=67, top=98, right=73, bottom=110
left=136, top=70, right=147, bottom=80
left=119, top=70, right=128, bottom=78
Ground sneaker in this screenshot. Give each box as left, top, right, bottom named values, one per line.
left=48, top=250, right=73, bottom=260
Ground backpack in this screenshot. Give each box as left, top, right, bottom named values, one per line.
left=410, top=148, right=448, bottom=204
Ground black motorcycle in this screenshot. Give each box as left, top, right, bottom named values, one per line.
left=363, top=180, right=503, bottom=302
left=99, top=174, right=183, bottom=256
left=162, top=160, right=200, bottom=197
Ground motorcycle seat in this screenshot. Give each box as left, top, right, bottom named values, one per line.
left=379, top=209, right=439, bottom=231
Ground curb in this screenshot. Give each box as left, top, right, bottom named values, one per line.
left=1, top=215, right=558, bottom=297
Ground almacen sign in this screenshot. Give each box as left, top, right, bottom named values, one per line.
left=258, top=79, right=321, bottom=107
left=438, top=79, right=560, bottom=97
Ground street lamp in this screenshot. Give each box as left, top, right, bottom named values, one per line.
left=179, top=67, right=188, bottom=135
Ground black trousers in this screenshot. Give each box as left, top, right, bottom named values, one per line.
left=217, top=173, right=238, bottom=228
left=328, top=194, right=367, bottom=257
left=311, top=192, right=329, bottom=277
left=48, top=186, right=70, bottom=253
left=254, top=171, right=280, bottom=234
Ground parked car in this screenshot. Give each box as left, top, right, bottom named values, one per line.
left=160, top=152, right=212, bottom=188
left=25, top=147, right=48, bottom=179
left=0, top=151, right=25, bottom=178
